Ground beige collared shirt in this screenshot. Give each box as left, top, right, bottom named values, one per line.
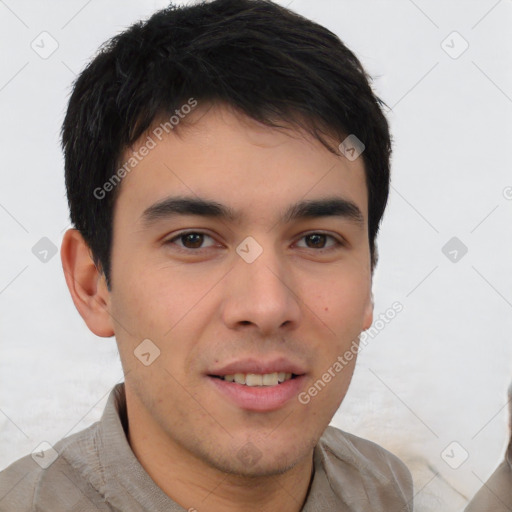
left=0, top=383, right=414, bottom=511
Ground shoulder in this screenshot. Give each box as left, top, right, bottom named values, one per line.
left=0, top=421, right=105, bottom=512
left=465, top=458, right=512, bottom=511
left=316, top=425, right=414, bottom=510
left=0, top=452, right=40, bottom=512
left=466, top=383, right=512, bottom=511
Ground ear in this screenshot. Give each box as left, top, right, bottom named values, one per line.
left=362, top=289, right=374, bottom=332
left=60, top=228, right=115, bottom=337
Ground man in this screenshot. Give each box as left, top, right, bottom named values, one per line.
left=465, top=383, right=512, bottom=511
left=0, top=0, right=414, bottom=510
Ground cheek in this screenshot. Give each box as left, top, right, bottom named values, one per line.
left=314, top=272, right=371, bottom=334
left=112, top=258, right=187, bottom=325
left=109, top=261, right=172, bottom=345
left=110, top=262, right=215, bottom=369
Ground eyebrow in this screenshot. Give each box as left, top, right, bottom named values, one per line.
left=140, top=195, right=365, bottom=228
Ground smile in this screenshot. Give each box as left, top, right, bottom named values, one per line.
left=207, top=373, right=306, bottom=412
left=211, top=372, right=296, bottom=386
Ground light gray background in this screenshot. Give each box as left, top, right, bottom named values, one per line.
left=1, top=1, right=511, bottom=511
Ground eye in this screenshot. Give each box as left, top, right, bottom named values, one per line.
left=295, top=232, right=342, bottom=250
left=163, top=230, right=344, bottom=253
left=164, top=231, right=218, bottom=251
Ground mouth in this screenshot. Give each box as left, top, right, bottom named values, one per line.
left=208, top=372, right=300, bottom=387
left=206, top=364, right=307, bottom=412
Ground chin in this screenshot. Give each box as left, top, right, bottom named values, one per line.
left=202, top=441, right=308, bottom=478
left=219, top=457, right=300, bottom=478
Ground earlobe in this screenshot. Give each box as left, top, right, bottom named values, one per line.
left=60, top=229, right=115, bottom=337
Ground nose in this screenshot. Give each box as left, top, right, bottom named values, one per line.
left=220, top=240, right=302, bottom=336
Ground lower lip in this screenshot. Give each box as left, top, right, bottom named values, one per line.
left=207, top=375, right=306, bottom=412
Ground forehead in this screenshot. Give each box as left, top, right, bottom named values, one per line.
left=113, top=104, right=368, bottom=228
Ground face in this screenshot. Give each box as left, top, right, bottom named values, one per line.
left=107, top=103, right=373, bottom=476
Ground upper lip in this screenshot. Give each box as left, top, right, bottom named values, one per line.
left=208, top=357, right=307, bottom=376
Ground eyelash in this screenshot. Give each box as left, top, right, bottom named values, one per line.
left=163, top=230, right=345, bottom=253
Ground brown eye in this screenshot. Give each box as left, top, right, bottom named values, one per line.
left=165, top=231, right=216, bottom=251
left=305, top=234, right=326, bottom=248
left=180, top=233, right=204, bottom=249
left=296, top=233, right=340, bottom=250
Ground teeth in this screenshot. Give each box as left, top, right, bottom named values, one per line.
left=246, top=374, right=263, bottom=386
left=234, top=373, right=246, bottom=385
left=223, top=372, right=293, bottom=386
left=262, top=373, right=278, bottom=386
